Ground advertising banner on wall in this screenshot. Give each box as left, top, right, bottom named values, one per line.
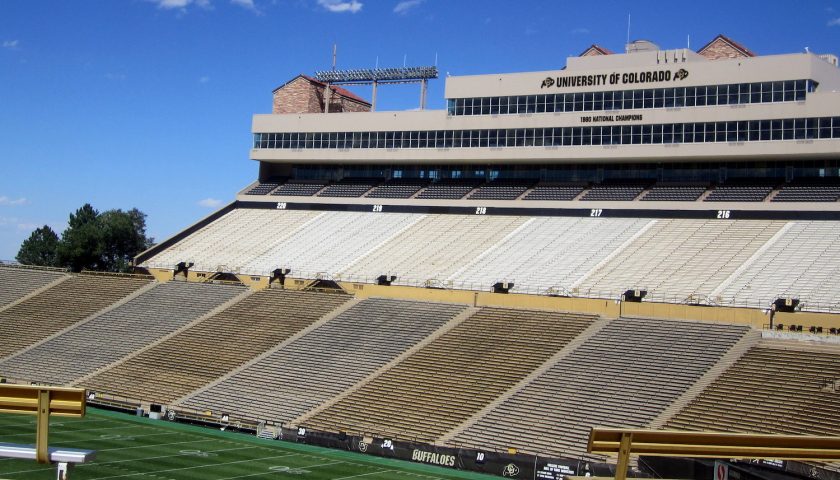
left=282, top=426, right=626, bottom=479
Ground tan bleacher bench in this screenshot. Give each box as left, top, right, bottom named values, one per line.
left=0, top=384, right=95, bottom=479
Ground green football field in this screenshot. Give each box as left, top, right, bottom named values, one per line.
left=0, top=408, right=496, bottom=480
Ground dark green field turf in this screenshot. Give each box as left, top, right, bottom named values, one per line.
left=0, top=409, right=496, bottom=479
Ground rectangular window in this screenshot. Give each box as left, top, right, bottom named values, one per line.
left=783, top=80, right=796, bottom=102
left=593, top=91, right=604, bottom=111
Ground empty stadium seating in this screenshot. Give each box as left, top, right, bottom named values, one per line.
left=271, top=180, right=327, bottom=196
left=244, top=180, right=283, bottom=195
left=641, top=183, right=708, bottom=201
left=340, top=214, right=529, bottom=286
left=144, top=209, right=322, bottom=272
left=467, top=179, right=534, bottom=200
left=449, top=217, right=652, bottom=293
left=716, top=221, right=840, bottom=310
left=704, top=179, right=778, bottom=202
left=772, top=178, right=840, bottom=202
left=667, top=340, right=840, bottom=435
left=523, top=183, right=586, bottom=201
left=447, top=317, right=750, bottom=458
left=0, top=273, right=153, bottom=360
left=242, top=211, right=423, bottom=278
left=0, top=266, right=67, bottom=307
left=580, top=181, right=650, bottom=201
left=303, top=308, right=597, bottom=442
left=416, top=179, right=483, bottom=199
left=575, top=219, right=785, bottom=302
left=365, top=179, right=429, bottom=199
left=179, top=298, right=466, bottom=423
left=317, top=178, right=381, bottom=197
left=81, top=288, right=351, bottom=404
left=0, top=281, right=246, bottom=385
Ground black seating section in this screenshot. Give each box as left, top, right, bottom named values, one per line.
left=641, top=183, right=708, bottom=201
left=317, top=178, right=381, bottom=198
left=580, top=180, right=651, bottom=201
left=523, top=183, right=586, bottom=201
left=271, top=180, right=327, bottom=197
left=416, top=179, right=484, bottom=200
left=244, top=178, right=285, bottom=195
left=366, top=179, right=429, bottom=199
left=704, top=179, right=779, bottom=202
left=772, top=178, right=840, bottom=202
left=468, top=179, right=535, bottom=200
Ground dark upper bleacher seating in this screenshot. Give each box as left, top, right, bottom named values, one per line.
left=317, top=178, right=381, bottom=198
left=270, top=180, right=327, bottom=197
left=365, top=178, right=429, bottom=199
left=641, top=183, right=708, bottom=201
left=416, top=179, right=483, bottom=200
left=467, top=179, right=535, bottom=200
left=704, top=179, right=779, bottom=202
left=580, top=180, right=651, bottom=201
left=772, top=178, right=840, bottom=202
left=243, top=179, right=284, bottom=195
left=523, top=182, right=586, bottom=201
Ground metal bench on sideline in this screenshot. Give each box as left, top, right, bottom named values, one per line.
left=0, top=384, right=95, bottom=479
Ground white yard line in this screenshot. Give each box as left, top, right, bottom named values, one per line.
left=0, top=418, right=112, bottom=429
left=216, top=461, right=345, bottom=480
left=0, top=425, right=151, bottom=438
left=100, top=438, right=218, bottom=451
left=0, top=446, right=255, bottom=475
left=332, top=471, right=395, bottom=480
left=88, top=453, right=301, bottom=479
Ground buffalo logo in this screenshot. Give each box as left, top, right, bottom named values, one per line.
left=502, top=463, right=521, bottom=477
left=673, top=68, right=689, bottom=81
left=358, top=441, right=368, bottom=453
left=810, top=466, right=820, bottom=479
left=540, top=77, right=555, bottom=89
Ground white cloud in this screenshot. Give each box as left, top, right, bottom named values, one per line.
left=570, top=27, right=590, bottom=35
left=318, top=0, right=362, bottom=13
left=829, top=17, right=840, bottom=26
left=150, top=0, right=211, bottom=10
left=16, top=223, right=38, bottom=232
left=105, top=72, right=127, bottom=81
left=0, top=196, right=28, bottom=206
left=199, top=76, right=210, bottom=83
left=393, top=0, right=423, bottom=15
left=231, top=0, right=259, bottom=11
left=198, top=198, right=223, bottom=208
left=2, top=40, right=18, bottom=48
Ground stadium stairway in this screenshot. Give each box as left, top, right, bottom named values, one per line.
left=0, top=273, right=155, bottom=361
left=0, top=281, right=247, bottom=385
left=177, top=298, right=468, bottom=425
left=445, top=317, right=752, bottom=460
left=298, top=308, right=599, bottom=443
left=437, top=316, right=611, bottom=444
left=290, top=305, right=480, bottom=427
left=173, top=295, right=364, bottom=406
left=645, top=327, right=761, bottom=428
left=0, top=266, right=69, bottom=308
left=574, top=219, right=785, bottom=302
left=666, top=338, right=840, bottom=435
left=78, top=288, right=353, bottom=404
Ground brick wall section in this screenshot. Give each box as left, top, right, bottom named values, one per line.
left=698, top=38, right=751, bottom=61
left=273, top=76, right=371, bottom=114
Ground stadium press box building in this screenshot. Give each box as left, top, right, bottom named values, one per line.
left=250, top=41, right=840, bottom=185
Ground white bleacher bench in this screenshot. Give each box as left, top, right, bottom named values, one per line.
left=0, top=442, right=95, bottom=479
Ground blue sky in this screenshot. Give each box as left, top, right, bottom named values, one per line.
left=1, top=0, right=839, bottom=260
